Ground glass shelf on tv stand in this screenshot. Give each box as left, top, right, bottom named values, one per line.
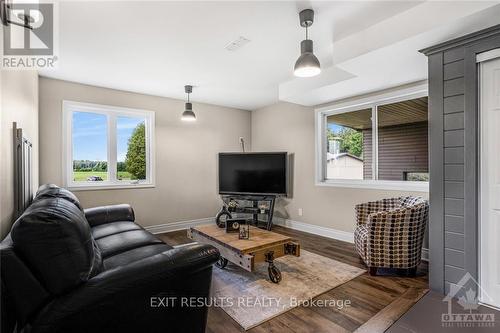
left=220, top=194, right=276, bottom=231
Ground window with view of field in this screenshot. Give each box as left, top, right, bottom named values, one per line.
left=64, top=101, right=154, bottom=188
left=72, top=112, right=109, bottom=181
left=117, top=116, right=146, bottom=181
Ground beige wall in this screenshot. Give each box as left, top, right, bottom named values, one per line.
left=37, top=76, right=427, bottom=235
left=251, top=101, right=428, bottom=234
left=39, top=77, right=251, bottom=228
left=0, top=70, right=39, bottom=237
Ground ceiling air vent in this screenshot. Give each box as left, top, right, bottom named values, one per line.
left=224, top=36, right=250, bottom=51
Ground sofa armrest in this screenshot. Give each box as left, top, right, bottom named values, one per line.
left=31, top=243, right=220, bottom=333
left=84, top=204, right=135, bottom=226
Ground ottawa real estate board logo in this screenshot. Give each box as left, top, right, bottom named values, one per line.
left=2, top=1, right=57, bottom=69
left=442, top=272, right=495, bottom=328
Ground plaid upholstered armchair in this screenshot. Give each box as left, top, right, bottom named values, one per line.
left=354, top=197, right=428, bottom=276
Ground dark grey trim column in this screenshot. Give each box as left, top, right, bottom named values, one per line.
left=421, top=24, right=500, bottom=295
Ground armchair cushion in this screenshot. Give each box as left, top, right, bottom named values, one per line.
left=400, top=196, right=425, bottom=208
left=355, top=198, right=401, bottom=225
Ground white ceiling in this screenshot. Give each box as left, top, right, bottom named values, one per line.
left=39, top=1, right=500, bottom=110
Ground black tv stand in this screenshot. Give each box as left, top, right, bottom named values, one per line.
left=219, top=194, right=277, bottom=231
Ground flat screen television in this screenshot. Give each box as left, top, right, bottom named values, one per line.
left=218, top=152, right=288, bottom=196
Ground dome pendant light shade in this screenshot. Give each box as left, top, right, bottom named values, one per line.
left=182, top=102, right=196, bottom=121
left=294, top=39, right=321, bottom=77
left=294, top=9, right=321, bottom=78
left=181, top=85, right=196, bottom=121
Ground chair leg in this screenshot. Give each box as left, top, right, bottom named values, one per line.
left=369, top=267, right=378, bottom=276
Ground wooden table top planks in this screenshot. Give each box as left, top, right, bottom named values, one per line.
left=189, top=224, right=293, bottom=254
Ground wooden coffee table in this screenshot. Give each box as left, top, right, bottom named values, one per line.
left=188, top=224, right=300, bottom=283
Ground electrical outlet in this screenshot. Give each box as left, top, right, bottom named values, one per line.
left=298, top=208, right=303, bottom=216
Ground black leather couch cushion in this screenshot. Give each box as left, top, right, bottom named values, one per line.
left=96, top=229, right=163, bottom=258
left=85, top=204, right=135, bottom=227
left=35, top=184, right=84, bottom=211
left=91, top=221, right=142, bottom=240
left=11, top=198, right=103, bottom=295
left=103, top=243, right=173, bottom=270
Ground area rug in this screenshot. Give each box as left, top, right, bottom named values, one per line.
left=210, top=250, right=365, bottom=330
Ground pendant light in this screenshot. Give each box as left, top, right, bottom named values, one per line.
left=294, top=9, right=321, bottom=78
left=181, top=85, right=196, bottom=121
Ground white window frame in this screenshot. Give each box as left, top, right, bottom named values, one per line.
left=315, top=84, right=429, bottom=192
left=62, top=100, right=155, bottom=191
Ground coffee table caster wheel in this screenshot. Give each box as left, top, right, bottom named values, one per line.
left=268, top=265, right=282, bottom=283
left=216, top=257, right=228, bottom=269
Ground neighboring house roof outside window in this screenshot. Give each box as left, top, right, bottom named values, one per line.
left=327, top=152, right=363, bottom=162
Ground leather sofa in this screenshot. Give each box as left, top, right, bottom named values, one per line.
left=1, top=184, right=219, bottom=333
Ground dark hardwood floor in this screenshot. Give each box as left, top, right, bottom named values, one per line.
left=158, top=226, right=429, bottom=333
